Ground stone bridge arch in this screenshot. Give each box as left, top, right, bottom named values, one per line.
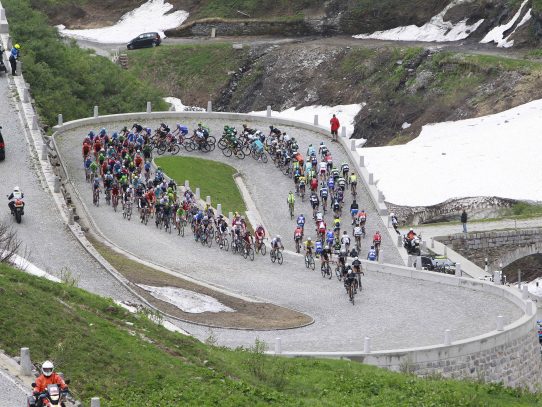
left=493, top=241, right=542, bottom=270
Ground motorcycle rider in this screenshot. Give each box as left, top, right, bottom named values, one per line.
left=7, top=185, right=24, bottom=214
left=406, top=228, right=418, bottom=251
left=32, top=360, right=69, bottom=407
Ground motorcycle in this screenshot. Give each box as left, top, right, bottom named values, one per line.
left=403, top=234, right=421, bottom=256
left=0, top=44, right=7, bottom=74
left=27, top=382, right=70, bottom=407
left=7, top=196, right=24, bottom=223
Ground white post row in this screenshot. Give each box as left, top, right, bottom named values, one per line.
left=146, top=101, right=152, bottom=114
left=207, top=101, right=212, bottom=112
left=363, top=337, right=371, bottom=353
left=58, top=114, right=63, bottom=126
left=266, top=105, right=272, bottom=118
left=313, top=114, right=318, bottom=126
left=444, top=329, right=452, bottom=345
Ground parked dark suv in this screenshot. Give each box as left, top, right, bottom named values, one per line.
left=0, top=127, right=5, bottom=161
left=127, top=32, right=161, bottom=50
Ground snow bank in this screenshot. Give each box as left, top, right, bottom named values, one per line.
left=527, top=279, right=542, bottom=298
left=115, top=301, right=190, bottom=335
left=249, top=104, right=364, bottom=137
left=57, top=0, right=188, bottom=44
left=357, top=99, right=542, bottom=206
left=480, top=0, right=531, bottom=48
left=136, top=284, right=234, bottom=313
left=353, top=0, right=484, bottom=42
left=164, top=97, right=205, bottom=112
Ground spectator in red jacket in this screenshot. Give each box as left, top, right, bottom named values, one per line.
left=330, top=114, right=340, bottom=142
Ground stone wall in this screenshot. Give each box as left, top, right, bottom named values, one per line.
left=436, top=228, right=542, bottom=271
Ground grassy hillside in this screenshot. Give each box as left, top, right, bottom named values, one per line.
left=2, top=0, right=168, bottom=127
left=126, top=43, right=246, bottom=107
left=1, top=264, right=541, bottom=406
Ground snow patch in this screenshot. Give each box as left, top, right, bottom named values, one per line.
left=249, top=104, right=364, bottom=137
left=480, top=0, right=530, bottom=48
left=527, top=279, right=542, bottom=297
left=164, top=97, right=205, bottom=112
left=401, top=122, right=411, bottom=129
left=136, top=284, right=234, bottom=313
left=57, top=0, right=189, bottom=44
left=353, top=0, right=484, bottom=42
left=6, top=252, right=61, bottom=283
left=356, top=98, right=542, bottom=206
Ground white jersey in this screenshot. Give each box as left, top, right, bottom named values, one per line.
left=341, top=235, right=351, bottom=245
left=319, top=162, right=327, bottom=172
left=354, top=226, right=363, bottom=237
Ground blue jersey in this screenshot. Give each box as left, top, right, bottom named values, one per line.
left=368, top=249, right=377, bottom=261
left=307, top=146, right=316, bottom=156
left=315, top=241, right=323, bottom=254
left=297, top=215, right=305, bottom=227
left=327, top=178, right=334, bottom=189
left=320, top=188, right=328, bottom=198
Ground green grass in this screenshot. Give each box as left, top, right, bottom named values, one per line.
left=1, top=264, right=541, bottom=406
left=2, top=0, right=168, bottom=128
left=155, top=156, right=246, bottom=214
left=126, top=43, right=246, bottom=106
left=193, top=0, right=319, bottom=19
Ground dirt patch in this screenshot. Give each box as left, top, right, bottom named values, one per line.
left=87, top=234, right=313, bottom=330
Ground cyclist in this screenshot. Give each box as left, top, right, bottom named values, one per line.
left=309, top=177, right=318, bottom=194
left=325, top=229, right=335, bottom=248
left=287, top=191, right=295, bottom=214
left=309, top=192, right=319, bottom=218
left=341, top=230, right=351, bottom=253
left=353, top=224, right=363, bottom=248
left=325, top=152, right=333, bottom=173
left=304, top=237, right=314, bottom=258
left=321, top=244, right=332, bottom=269
left=318, top=160, right=327, bottom=180
left=333, top=216, right=341, bottom=235
left=344, top=266, right=358, bottom=294
left=316, top=219, right=326, bottom=240
left=315, top=239, right=323, bottom=258
left=332, top=198, right=341, bottom=217
left=138, top=194, right=149, bottom=222
left=367, top=245, right=378, bottom=261
left=341, top=162, right=350, bottom=180
left=92, top=176, right=101, bottom=200
left=296, top=213, right=306, bottom=232
left=175, top=203, right=186, bottom=230
left=307, top=144, right=316, bottom=157
left=352, top=256, right=364, bottom=289
left=350, top=172, right=357, bottom=193
left=294, top=225, right=304, bottom=253
left=254, top=224, right=265, bottom=249
left=319, top=185, right=329, bottom=208
left=271, top=235, right=284, bottom=255
left=337, top=175, right=347, bottom=192
left=298, top=174, right=306, bottom=198
left=373, top=231, right=382, bottom=252
left=337, top=248, right=348, bottom=277
left=330, top=166, right=340, bottom=182
left=318, top=141, right=328, bottom=158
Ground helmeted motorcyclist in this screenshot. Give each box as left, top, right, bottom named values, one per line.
left=33, top=360, right=68, bottom=407
left=7, top=185, right=24, bottom=214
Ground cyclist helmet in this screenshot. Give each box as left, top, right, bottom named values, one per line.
left=42, top=360, right=54, bottom=377
left=269, top=125, right=274, bottom=130
left=99, top=128, right=106, bottom=134
left=88, top=130, right=95, bottom=138
left=223, top=125, right=229, bottom=131
left=307, top=237, right=312, bottom=241
left=146, top=127, right=152, bottom=134
left=325, top=245, right=329, bottom=250
left=354, top=257, right=359, bottom=261
left=320, top=141, right=324, bottom=145
left=370, top=245, right=375, bottom=249
left=197, top=122, right=202, bottom=126
left=277, top=235, right=282, bottom=240
left=409, top=228, right=414, bottom=232
left=13, top=186, right=20, bottom=193
left=14, top=43, right=20, bottom=49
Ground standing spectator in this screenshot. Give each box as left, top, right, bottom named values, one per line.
left=461, top=209, right=468, bottom=234
left=9, top=43, right=20, bottom=76
left=330, top=114, right=340, bottom=142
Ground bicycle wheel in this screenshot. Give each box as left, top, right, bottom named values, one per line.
left=185, top=140, right=196, bottom=152
left=305, top=255, right=309, bottom=268
left=350, top=286, right=355, bottom=305
left=260, top=242, right=266, bottom=255
left=243, top=246, right=248, bottom=259
left=127, top=206, right=132, bottom=221
left=223, top=237, right=229, bottom=251
left=261, top=153, right=268, bottom=163
left=277, top=250, right=283, bottom=265
left=157, top=143, right=167, bottom=155
left=218, top=138, right=228, bottom=150
left=270, top=250, right=276, bottom=263
left=309, top=256, right=315, bottom=270
left=206, top=233, right=213, bottom=247
left=144, top=212, right=149, bottom=225
left=335, top=266, right=342, bottom=281
left=321, top=263, right=326, bottom=277
left=235, top=149, right=245, bottom=159
left=171, top=144, right=181, bottom=155
left=248, top=247, right=254, bottom=261
left=222, top=147, right=233, bottom=157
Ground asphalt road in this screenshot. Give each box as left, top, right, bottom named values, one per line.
left=0, top=78, right=138, bottom=303
left=0, top=367, right=26, bottom=405
left=56, top=118, right=522, bottom=352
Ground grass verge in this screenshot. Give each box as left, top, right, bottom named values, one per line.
left=1, top=264, right=541, bottom=405
left=155, top=156, right=246, bottom=215
left=126, top=43, right=246, bottom=107
left=86, top=234, right=312, bottom=329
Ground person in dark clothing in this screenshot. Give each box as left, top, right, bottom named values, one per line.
left=9, top=43, right=20, bottom=75
left=461, top=209, right=468, bottom=233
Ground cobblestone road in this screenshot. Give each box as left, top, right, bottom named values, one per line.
left=56, top=118, right=523, bottom=351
